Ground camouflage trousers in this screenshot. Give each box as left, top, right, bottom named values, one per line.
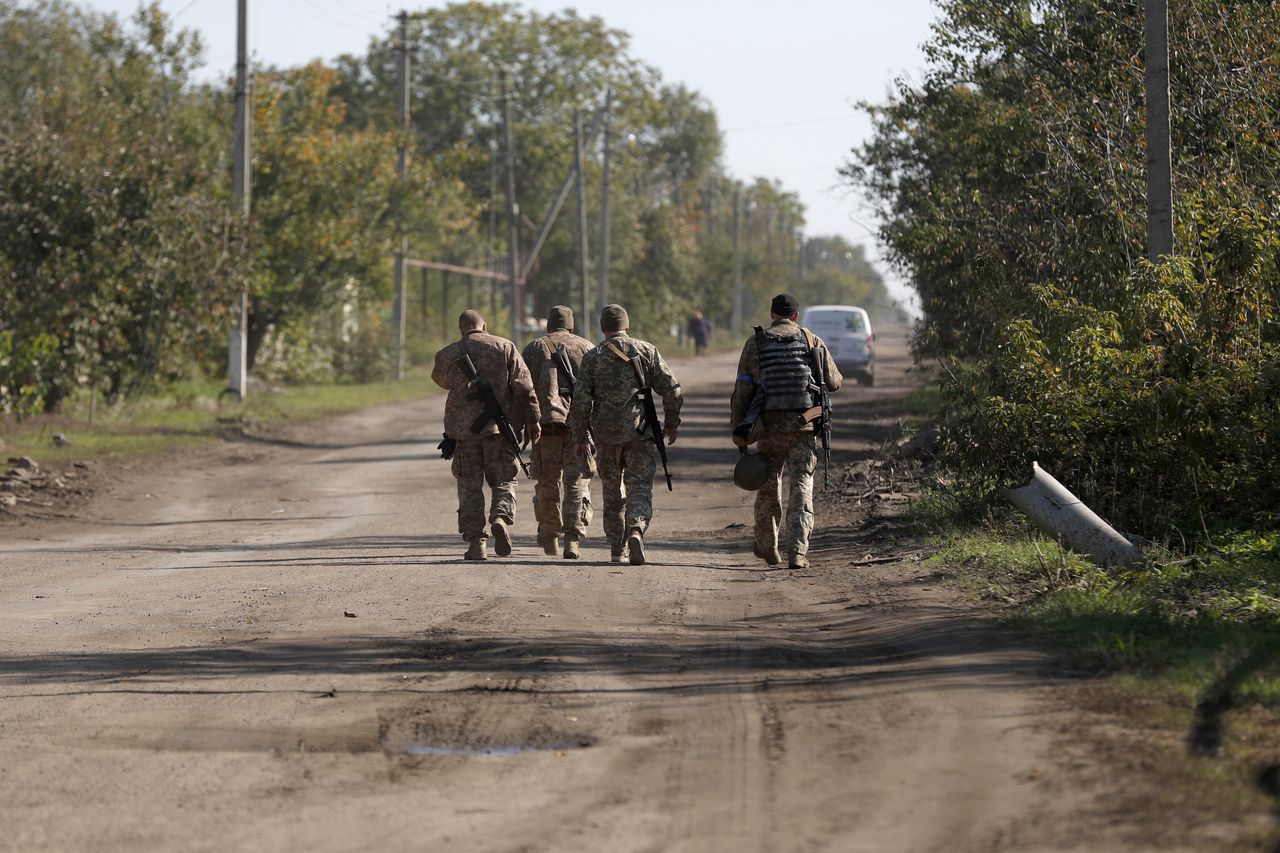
left=754, top=432, right=817, bottom=560
left=530, top=426, right=595, bottom=540
left=451, top=434, right=517, bottom=542
left=596, top=439, right=657, bottom=548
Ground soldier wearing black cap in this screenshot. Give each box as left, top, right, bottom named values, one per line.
left=729, top=292, right=842, bottom=569
left=521, top=305, right=596, bottom=559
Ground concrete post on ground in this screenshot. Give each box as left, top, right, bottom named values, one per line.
left=1004, top=462, right=1143, bottom=567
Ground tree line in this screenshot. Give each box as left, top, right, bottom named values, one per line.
left=848, top=0, right=1279, bottom=540
left=0, top=0, right=895, bottom=416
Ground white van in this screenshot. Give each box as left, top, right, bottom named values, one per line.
left=800, top=305, right=875, bottom=386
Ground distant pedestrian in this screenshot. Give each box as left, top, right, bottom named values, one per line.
left=521, top=305, right=596, bottom=560
left=688, top=311, right=712, bottom=355
left=568, top=304, right=682, bottom=564
left=730, top=293, right=842, bottom=569
left=432, top=310, right=541, bottom=561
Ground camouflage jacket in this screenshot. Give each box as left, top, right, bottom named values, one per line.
left=568, top=332, right=683, bottom=446
left=729, top=319, right=842, bottom=435
left=432, top=330, right=539, bottom=439
left=520, top=329, right=594, bottom=426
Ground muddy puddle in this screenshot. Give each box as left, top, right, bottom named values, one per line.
left=388, top=738, right=592, bottom=757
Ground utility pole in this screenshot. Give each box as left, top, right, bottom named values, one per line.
left=227, top=0, right=251, bottom=400
left=596, top=88, right=613, bottom=318
left=1144, top=0, right=1173, bottom=260
left=500, top=68, right=521, bottom=344
left=731, top=187, right=743, bottom=334
left=392, top=10, right=410, bottom=379
left=574, top=108, right=592, bottom=340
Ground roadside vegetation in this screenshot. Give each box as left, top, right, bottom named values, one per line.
left=0, top=0, right=900, bottom=423
left=0, top=373, right=437, bottom=465
left=851, top=0, right=1279, bottom=824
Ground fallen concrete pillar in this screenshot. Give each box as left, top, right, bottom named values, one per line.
left=1004, top=462, right=1143, bottom=567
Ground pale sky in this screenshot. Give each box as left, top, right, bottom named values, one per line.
left=80, top=0, right=939, bottom=308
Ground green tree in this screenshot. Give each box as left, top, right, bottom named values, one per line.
left=0, top=1, right=233, bottom=413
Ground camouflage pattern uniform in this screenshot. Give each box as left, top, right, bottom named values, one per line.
left=522, top=329, right=595, bottom=545
left=567, top=331, right=682, bottom=552
left=432, top=330, right=538, bottom=546
left=729, top=319, right=842, bottom=564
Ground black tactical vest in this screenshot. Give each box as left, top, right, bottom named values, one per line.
left=755, top=327, right=815, bottom=411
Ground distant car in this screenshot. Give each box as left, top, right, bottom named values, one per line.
left=800, top=305, right=875, bottom=386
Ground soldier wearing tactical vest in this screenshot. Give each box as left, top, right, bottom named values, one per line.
left=730, top=293, right=842, bottom=569
left=521, top=305, right=596, bottom=559
left=568, top=304, right=682, bottom=565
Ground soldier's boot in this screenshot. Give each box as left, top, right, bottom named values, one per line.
left=610, top=542, right=625, bottom=563
left=539, top=533, right=559, bottom=557
left=627, top=528, right=646, bottom=566
left=563, top=535, right=580, bottom=560
left=788, top=553, right=810, bottom=570
left=463, top=538, right=487, bottom=561
left=491, top=519, right=512, bottom=557
left=753, top=542, right=782, bottom=566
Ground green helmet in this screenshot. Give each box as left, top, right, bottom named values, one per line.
left=733, top=450, right=770, bottom=491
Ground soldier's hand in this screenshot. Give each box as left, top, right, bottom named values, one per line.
left=731, top=432, right=749, bottom=448
left=663, top=425, right=678, bottom=445
left=527, top=422, right=542, bottom=444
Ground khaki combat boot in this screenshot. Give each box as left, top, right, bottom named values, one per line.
left=491, top=519, right=512, bottom=557
left=788, top=553, right=809, bottom=569
left=753, top=542, right=782, bottom=566
left=539, top=534, right=559, bottom=557
left=627, top=529, right=646, bottom=565
left=563, top=535, right=580, bottom=560
left=463, top=538, right=487, bottom=561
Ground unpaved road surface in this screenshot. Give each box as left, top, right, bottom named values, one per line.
left=0, top=329, right=1192, bottom=851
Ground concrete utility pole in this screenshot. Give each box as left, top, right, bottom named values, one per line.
left=596, top=88, right=613, bottom=318
left=392, top=10, right=410, bottom=379
left=574, top=108, right=592, bottom=340
left=499, top=68, right=522, bottom=344
left=1144, top=0, right=1174, bottom=260
left=730, top=187, right=743, bottom=334
left=227, top=0, right=251, bottom=399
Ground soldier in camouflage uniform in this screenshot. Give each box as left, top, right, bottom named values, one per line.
left=432, top=309, right=541, bottom=561
left=521, top=305, right=596, bottom=559
left=730, top=293, right=842, bottom=569
left=568, top=304, right=682, bottom=565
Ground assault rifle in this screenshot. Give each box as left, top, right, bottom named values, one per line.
left=458, top=349, right=531, bottom=478
left=802, top=338, right=833, bottom=491
left=551, top=343, right=577, bottom=400
left=608, top=342, right=673, bottom=491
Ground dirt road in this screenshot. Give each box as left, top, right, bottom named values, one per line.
left=0, top=328, right=1173, bottom=851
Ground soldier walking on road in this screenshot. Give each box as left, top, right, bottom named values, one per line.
left=432, top=310, right=541, bottom=561
left=730, top=293, right=842, bottom=569
left=568, top=304, right=682, bottom=565
left=521, top=305, right=596, bottom=560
